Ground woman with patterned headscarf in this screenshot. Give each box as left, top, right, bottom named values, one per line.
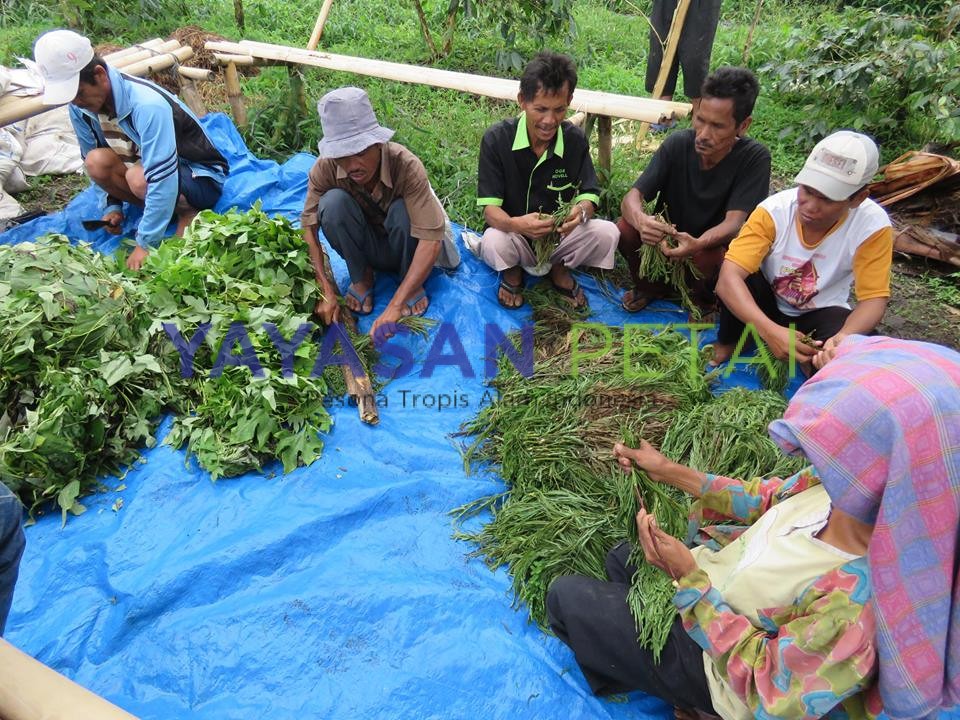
left=547, top=335, right=960, bottom=719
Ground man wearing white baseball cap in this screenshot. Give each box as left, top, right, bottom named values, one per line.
left=33, top=29, right=229, bottom=270
left=299, top=86, right=459, bottom=339
left=713, top=130, right=893, bottom=371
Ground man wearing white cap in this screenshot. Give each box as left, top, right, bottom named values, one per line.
left=713, top=130, right=893, bottom=368
left=33, top=30, right=229, bottom=270
left=300, top=86, right=459, bottom=339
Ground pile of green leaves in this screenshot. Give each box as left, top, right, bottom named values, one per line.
left=456, top=298, right=805, bottom=656
left=0, top=237, right=181, bottom=520
left=0, top=205, right=359, bottom=518
left=145, top=205, right=336, bottom=480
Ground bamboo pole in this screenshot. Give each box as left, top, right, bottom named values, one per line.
left=107, top=40, right=182, bottom=69
left=206, top=40, right=691, bottom=124
left=635, top=0, right=693, bottom=145
left=0, top=638, right=139, bottom=720
left=213, top=52, right=257, bottom=65
left=177, top=66, right=213, bottom=81
left=102, top=38, right=166, bottom=63
left=120, top=46, right=193, bottom=78
left=597, top=116, right=612, bottom=177
left=0, top=43, right=193, bottom=127
left=224, top=61, right=248, bottom=128
left=306, top=0, right=336, bottom=51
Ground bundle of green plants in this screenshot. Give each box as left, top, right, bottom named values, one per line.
left=456, top=316, right=807, bottom=658
left=636, top=206, right=702, bottom=316
left=0, top=205, right=381, bottom=519
left=530, top=191, right=580, bottom=268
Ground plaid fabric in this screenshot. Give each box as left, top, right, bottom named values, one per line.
left=769, top=335, right=960, bottom=719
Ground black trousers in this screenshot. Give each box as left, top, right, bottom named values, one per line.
left=546, top=542, right=715, bottom=713
left=717, top=272, right=852, bottom=349
left=317, top=188, right=418, bottom=284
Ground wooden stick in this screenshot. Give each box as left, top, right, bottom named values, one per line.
left=567, top=111, right=587, bottom=128
left=206, top=40, right=691, bottom=124
left=0, top=638, right=139, bottom=720
left=306, top=0, right=336, bottom=51
left=179, top=77, right=207, bottom=117
left=742, top=0, right=765, bottom=64
left=315, top=267, right=380, bottom=426
left=636, top=0, right=692, bottom=145
left=224, top=61, right=248, bottom=128
left=597, top=115, right=612, bottom=177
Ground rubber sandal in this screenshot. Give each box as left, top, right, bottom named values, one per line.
left=497, top=278, right=525, bottom=309
left=405, top=289, right=429, bottom=317
left=551, top=276, right=588, bottom=310
left=345, top=285, right=374, bottom=316
left=620, top=289, right=652, bottom=313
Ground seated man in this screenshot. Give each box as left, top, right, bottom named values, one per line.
left=713, top=130, right=892, bottom=367
left=301, top=86, right=459, bottom=339
left=34, top=30, right=229, bottom=271
left=618, top=66, right=770, bottom=312
left=474, top=51, right=618, bottom=310
left=0, top=481, right=25, bottom=636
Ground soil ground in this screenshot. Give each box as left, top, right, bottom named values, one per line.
left=11, top=173, right=960, bottom=352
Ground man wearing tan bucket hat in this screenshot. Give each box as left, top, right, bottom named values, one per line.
left=713, top=130, right=893, bottom=371
left=300, top=86, right=459, bottom=338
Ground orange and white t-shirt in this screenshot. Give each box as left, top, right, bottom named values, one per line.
left=725, top=187, right=892, bottom=317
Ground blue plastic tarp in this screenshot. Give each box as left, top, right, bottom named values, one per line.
left=3, top=114, right=940, bottom=720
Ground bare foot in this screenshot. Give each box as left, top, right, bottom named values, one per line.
left=621, top=288, right=652, bottom=312
left=549, top=264, right=587, bottom=309
left=175, top=210, right=197, bottom=237
left=344, top=283, right=374, bottom=315
left=709, top=342, right=734, bottom=367
left=497, top=266, right=524, bottom=309
left=401, top=287, right=429, bottom=317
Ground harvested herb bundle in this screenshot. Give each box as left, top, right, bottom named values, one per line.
left=457, top=318, right=808, bottom=659
left=530, top=191, right=579, bottom=268
left=636, top=206, right=702, bottom=316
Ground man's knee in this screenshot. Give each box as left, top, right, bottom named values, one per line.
left=125, top=165, right=147, bottom=200
left=546, top=575, right=580, bottom=631
left=0, top=490, right=25, bottom=565
left=84, top=148, right=122, bottom=184
left=318, top=188, right=360, bottom=225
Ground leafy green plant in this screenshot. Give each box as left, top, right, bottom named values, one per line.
left=761, top=7, right=960, bottom=149
left=923, top=271, right=960, bottom=308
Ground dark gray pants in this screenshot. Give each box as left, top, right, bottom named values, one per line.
left=717, top=272, right=852, bottom=349
left=0, top=482, right=25, bottom=636
left=318, top=188, right=418, bottom=284
left=646, top=0, right=723, bottom=98
left=546, top=541, right=715, bottom=712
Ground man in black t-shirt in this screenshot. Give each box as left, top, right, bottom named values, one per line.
left=474, top=52, right=619, bottom=310
left=617, top=66, right=771, bottom=312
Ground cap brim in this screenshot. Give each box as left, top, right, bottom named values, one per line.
left=794, top=166, right=855, bottom=202
left=40, top=74, right=80, bottom=106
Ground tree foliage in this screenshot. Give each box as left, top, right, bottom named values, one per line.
left=761, top=6, right=960, bottom=148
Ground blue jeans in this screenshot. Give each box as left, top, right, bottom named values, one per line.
left=0, top=482, right=25, bottom=636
